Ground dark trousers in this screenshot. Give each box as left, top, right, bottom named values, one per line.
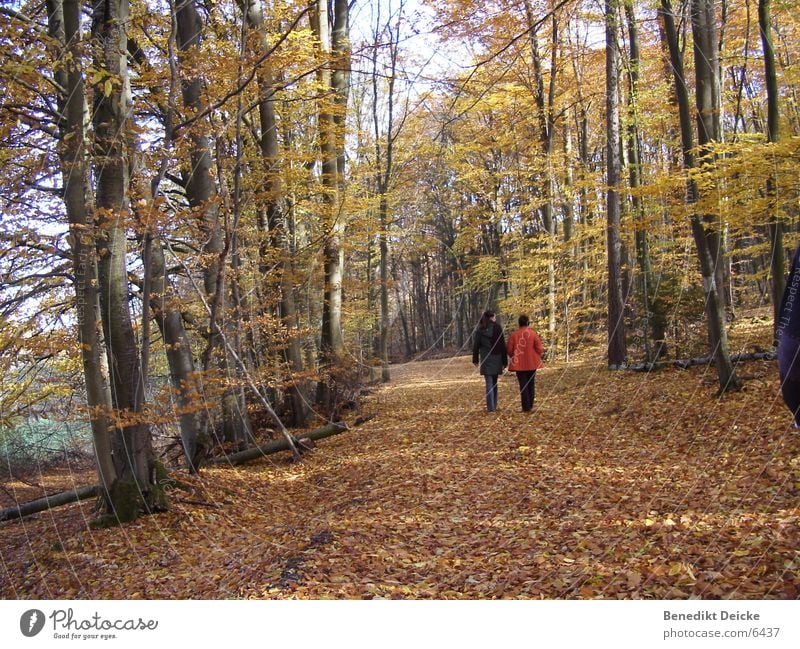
left=484, top=374, right=499, bottom=412
left=516, top=370, right=536, bottom=411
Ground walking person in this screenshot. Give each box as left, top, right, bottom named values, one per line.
left=472, top=310, right=507, bottom=412
left=506, top=314, right=545, bottom=412
left=778, top=242, right=800, bottom=427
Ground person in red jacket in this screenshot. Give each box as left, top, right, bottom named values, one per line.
left=506, top=314, right=545, bottom=412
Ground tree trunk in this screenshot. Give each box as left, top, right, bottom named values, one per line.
left=379, top=195, right=391, bottom=381
left=175, top=0, right=223, bottom=299
left=242, top=0, right=310, bottom=427
left=692, top=0, right=729, bottom=307
left=176, top=0, right=250, bottom=445
left=153, top=266, right=206, bottom=469
left=92, top=0, right=164, bottom=519
left=691, top=0, right=741, bottom=390
left=660, top=0, right=741, bottom=392
left=523, top=0, right=558, bottom=354
left=759, top=0, right=785, bottom=342
left=393, top=267, right=414, bottom=358
left=562, top=125, right=575, bottom=244
left=130, top=167, right=206, bottom=472
left=207, top=422, right=347, bottom=467
left=371, top=2, right=402, bottom=383
left=0, top=486, right=101, bottom=523
left=606, top=0, right=628, bottom=368
left=124, top=37, right=207, bottom=471
left=312, top=0, right=348, bottom=365
left=47, top=0, right=118, bottom=500
left=624, top=0, right=657, bottom=361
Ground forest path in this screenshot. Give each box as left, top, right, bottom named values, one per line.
left=291, top=354, right=798, bottom=598
left=2, top=354, right=799, bottom=599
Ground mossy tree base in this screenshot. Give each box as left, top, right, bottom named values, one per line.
left=91, top=468, right=171, bottom=528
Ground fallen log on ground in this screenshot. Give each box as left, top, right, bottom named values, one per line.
left=206, top=421, right=349, bottom=467
left=628, top=351, right=776, bottom=372
left=0, top=422, right=351, bottom=522
left=0, top=485, right=100, bottom=523
left=674, top=351, right=776, bottom=369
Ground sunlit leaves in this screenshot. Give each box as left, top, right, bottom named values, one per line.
left=2, top=323, right=798, bottom=598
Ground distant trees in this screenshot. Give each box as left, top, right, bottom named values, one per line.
left=411, top=0, right=797, bottom=378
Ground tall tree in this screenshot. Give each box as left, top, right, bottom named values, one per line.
left=312, top=0, right=351, bottom=404
left=175, top=0, right=251, bottom=446
left=241, top=0, right=310, bottom=426
left=623, top=0, right=657, bottom=361
left=129, top=151, right=205, bottom=472
left=660, top=0, right=740, bottom=391
left=371, top=0, right=406, bottom=382
left=523, top=0, right=559, bottom=353
left=606, top=0, right=628, bottom=368
left=91, top=0, right=165, bottom=518
left=759, top=0, right=784, bottom=340
left=45, top=0, right=117, bottom=504
left=126, top=16, right=207, bottom=471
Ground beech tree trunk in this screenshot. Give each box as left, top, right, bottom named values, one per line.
left=691, top=0, right=741, bottom=390
left=624, top=0, right=657, bottom=361
left=523, top=0, right=558, bottom=353
left=759, top=0, right=785, bottom=341
left=660, top=0, right=740, bottom=392
left=91, top=0, right=165, bottom=519
left=243, top=0, right=311, bottom=426
left=153, top=247, right=206, bottom=468
left=130, top=174, right=205, bottom=470
left=313, top=0, right=347, bottom=359
left=606, top=0, right=628, bottom=368
left=207, top=422, right=347, bottom=467
left=371, top=1, right=403, bottom=382
left=176, top=0, right=250, bottom=445
left=175, top=0, right=223, bottom=299
left=47, top=0, right=118, bottom=498
left=312, top=0, right=350, bottom=406
left=0, top=486, right=100, bottom=523
left=124, top=47, right=206, bottom=471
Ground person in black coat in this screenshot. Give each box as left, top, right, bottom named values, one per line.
left=472, top=310, right=507, bottom=412
left=777, top=242, right=800, bottom=427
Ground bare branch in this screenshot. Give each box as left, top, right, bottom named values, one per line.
left=0, top=7, right=48, bottom=34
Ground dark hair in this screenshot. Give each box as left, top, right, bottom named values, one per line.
left=518, top=314, right=529, bottom=327
left=479, top=310, right=495, bottom=330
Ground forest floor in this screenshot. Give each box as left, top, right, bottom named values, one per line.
left=2, top=314, right=799, bottom=599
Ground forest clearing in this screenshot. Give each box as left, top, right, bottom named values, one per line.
left=2, top=313, right=798, bottom=600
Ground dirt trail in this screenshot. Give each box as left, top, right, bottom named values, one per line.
left=1, top=355, right=798, bottom=598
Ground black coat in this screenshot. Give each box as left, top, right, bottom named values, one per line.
left=778, top=242, right=800, bottom=380
left=472, top=323, right=507, bottom=376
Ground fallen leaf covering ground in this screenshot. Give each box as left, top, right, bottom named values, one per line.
left=2, top=320, right=799, bottom=599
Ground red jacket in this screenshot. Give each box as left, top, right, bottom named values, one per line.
left=507, top=326, right=544, bottom=372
